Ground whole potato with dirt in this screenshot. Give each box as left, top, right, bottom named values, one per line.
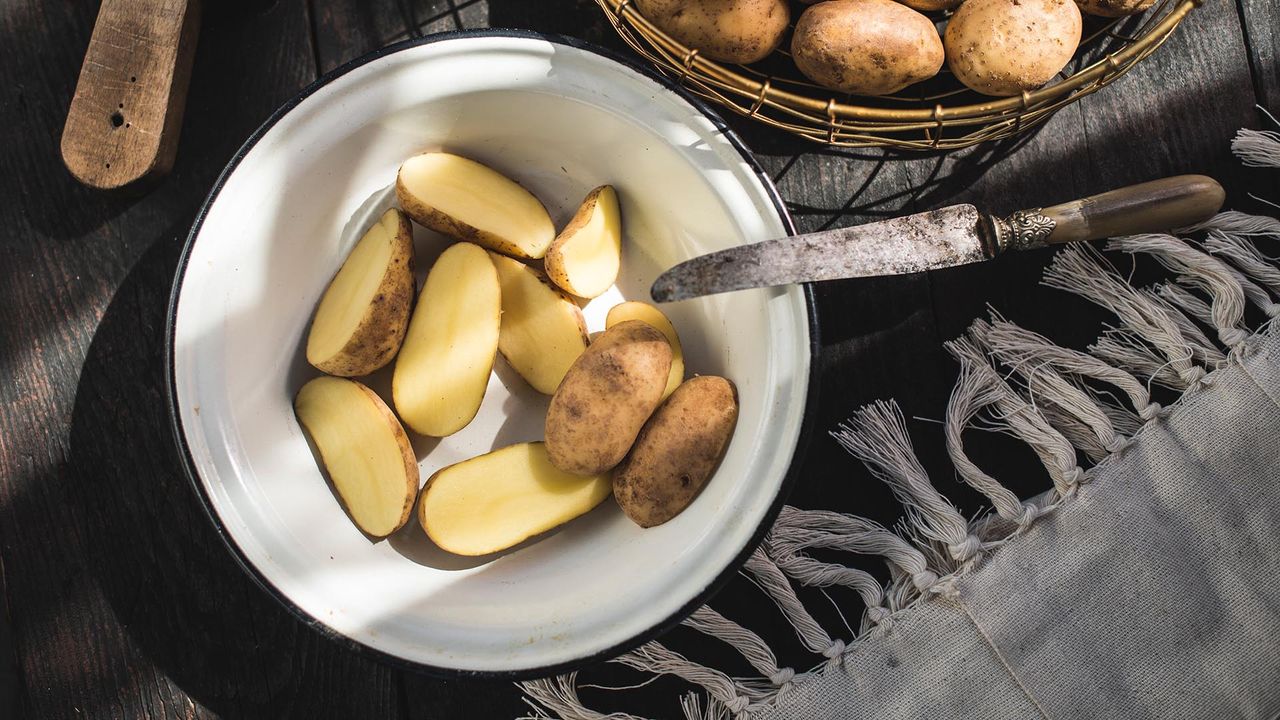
left=545, top=320, right=672, bottom=476
left=944, top=0, right=1082, bottom=96
left=636, top=0, right=790, bottom=64
left=791, top=0, right=945, bottom=97
left=613, top=376, right=739, bottom=528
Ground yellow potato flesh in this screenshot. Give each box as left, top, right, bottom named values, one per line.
left=419, top=442, right=611, bottom=556
left=306, top=209, right=408, bottom=370
left=606, top=301, right=684, bottom=399
left=294, top=377, right=418, bottom=537
left=545, top=185, right=622, bottom=298
left=393, top=242, right=500, bottom=436
left=397, top=152, right=555, bottom=259
left=490, top=253, right=589, bottom=394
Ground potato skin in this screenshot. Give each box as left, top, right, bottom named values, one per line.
left=294, top=377, right=418, bottom=537
left=310, top=210, right=416, bottom=377
left=352, top=381, right=419, bottom=534
left=395, top=175, right=550, bottom=260
left=545, top=320, right=672, bottom=475
left=636, top=0, right=790, bottom=64
left=613, top=376, right=739, bottom=528
left=1075, top=0, right=1154, bottom=16
left=791, top=0, right=944, bottom=97
left=944, top=0, right=1082, bottom=96
left=544, top=185, right=621, bottom=300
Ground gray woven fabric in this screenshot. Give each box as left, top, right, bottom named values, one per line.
left=519, top=166, right=1280, bottom=720
left=756, top=330, right=1280, bottom=720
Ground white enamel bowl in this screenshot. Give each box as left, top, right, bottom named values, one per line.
left=168, top=30, right=815, bottom=677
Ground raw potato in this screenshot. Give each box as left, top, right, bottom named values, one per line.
left=294, top=377, right=418, bottom=537
left=396, top=152, right=556, bottom=259
left=606, top=301, right=684, bottom=400
left=944, top=0, right=1082, bottom=96
left=305, top=208, right=414, bottom=376
left=613, top=376, right=739, bottom=528
left=544, top=185, right=622, bottom=299
left=636, top=0, right=790, bottom=64
left=791, top=0, right=944, bottom=96
left=1075, top=0, right=1154, bottom=16
left=546, top=320, right=672, bottom=475
left=419, top=442, right=612, bottom=556
left=490, top=252, right=589, bottom=394
left=393, top=242, right=500, bottom=436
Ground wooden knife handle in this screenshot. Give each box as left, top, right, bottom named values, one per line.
left=994, top=175, right=1225, bottom=251
left=60, top=0, right=200, bottom=189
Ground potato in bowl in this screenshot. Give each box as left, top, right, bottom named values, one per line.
left=167, top=32, right=814, bottom=677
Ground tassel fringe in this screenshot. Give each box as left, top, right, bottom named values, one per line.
left=518, top=124, right=1280, bottom=720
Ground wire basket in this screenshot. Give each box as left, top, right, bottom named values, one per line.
left=595, top=0, right=1199, bottom=150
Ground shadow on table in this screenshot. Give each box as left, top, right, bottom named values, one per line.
left=487, top=0, right=624, bottom=49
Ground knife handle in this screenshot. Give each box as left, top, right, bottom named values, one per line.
left=993, top=175, right=1225, bottom=252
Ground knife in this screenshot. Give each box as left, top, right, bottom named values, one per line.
left=651, top=175, right=1225, bottom=303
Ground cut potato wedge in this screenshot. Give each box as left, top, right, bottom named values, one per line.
left=396, top=152, right=556, bottom=260
left=606, top=301, right=684, bottom=400
left=393, top=242, right=500, bottom=437
left=294, top=376, right=419, bottom=537
left=544, top=185, right=622, bottom=298
left=419, top=442, right=612, bottom=556
left=306, top=208, right=415, bottom=376
left=490, top=252, right=589, bottom=394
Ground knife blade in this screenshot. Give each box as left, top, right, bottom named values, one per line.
left=651, top=175, right=1226, bottom=303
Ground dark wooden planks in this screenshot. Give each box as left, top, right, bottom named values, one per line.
left=0, top=0, right=402, bottom=717
left=0, top=553, right=17, bottom=720
left=1, top=0, right=1275, bottom=718
left=309, top=0, right=414, bottom=73
left=1238, top=0, right=1280, bottom=112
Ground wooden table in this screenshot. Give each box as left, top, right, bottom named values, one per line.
left=1, top=1, right=1276, bottom=717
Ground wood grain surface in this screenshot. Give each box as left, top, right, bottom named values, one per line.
left=60, top=0, right=201, bottom=189
left=1, top=0, right=1277, bottom=718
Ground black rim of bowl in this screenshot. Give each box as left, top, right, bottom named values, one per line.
left=164, top=27, right=822, bottom=681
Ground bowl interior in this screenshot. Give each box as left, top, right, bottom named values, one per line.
left=171, top=33, right=810, bottom=674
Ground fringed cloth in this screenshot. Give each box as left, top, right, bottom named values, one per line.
left=519, top=120, right=1280, bottom=720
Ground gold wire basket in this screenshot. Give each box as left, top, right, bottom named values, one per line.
left=595, top=0, right=1200, bottom=150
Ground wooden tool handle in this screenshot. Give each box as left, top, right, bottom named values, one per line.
left=1036, top=175, right=1225, bottom=245
left=991, top=175, right=1225, bottom=252
left=60, top=0, right=200, bottom=189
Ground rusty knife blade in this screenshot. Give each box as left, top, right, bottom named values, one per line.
left=651, top=204, right=991, bottom=302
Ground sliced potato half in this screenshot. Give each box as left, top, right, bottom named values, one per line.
left=606, top=301, right=684, bottom=400
left=490, top=252, right=589, bottom=394
left=294, top=376, right=419, bottom=537
left=419, top=442, right=612, bottom=556
left=396, top=152, right=556, bottom=260
left=393, top=242, right=500, bottom=437
left=306, top=208, right=415, bottom=376
left=544, top=185, right=622, bottom=298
